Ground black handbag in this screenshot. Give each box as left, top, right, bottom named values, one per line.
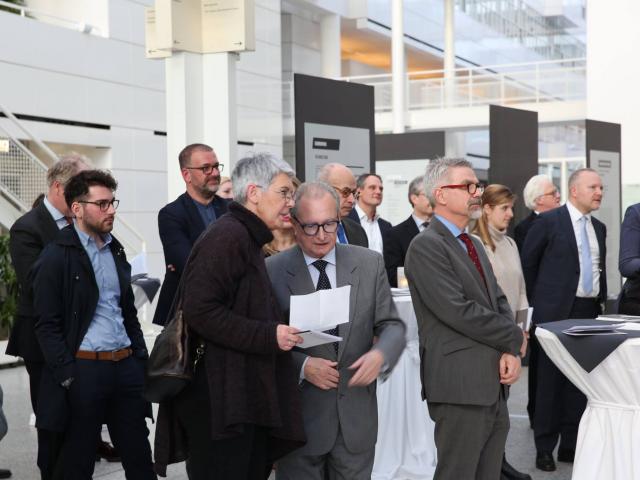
left=144, top=270, right=204, bottom=403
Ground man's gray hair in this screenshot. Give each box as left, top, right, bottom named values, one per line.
left=231, top=152, right=294, bottom=205
left=291, top=182, right=340, bottom=219
left=568, top=168, right=598, bottom=189
left=408, top=175, right=425, bottom=206
left=523, top=174, right=553, bottom=210
left=46, top=153, right=90, bottom=188
left=423, top=158, right=473, bottom=204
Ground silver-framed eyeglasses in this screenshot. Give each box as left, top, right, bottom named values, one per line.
left=255, top=185, right=294, bottom=202
left=78, top=199, right=120, bottom=211
left=293, top=217, right=339, bottom=236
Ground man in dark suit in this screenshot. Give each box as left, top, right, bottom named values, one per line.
left=32, top=170, right=155, bottom=479
left=383, top=175, right=433, bottom=287
left=266, top=182, right=405, bottom=479
left=405, top=158, right=523, bottom=480
left=6, top=155, right=95, bottom=478
left=152, top=143, right=228, bottom=325
left=317, top=163, right=368, bottom=248
left=347, top=173, right=392, bottom=254
left=514, top=174, right=561, bottom=429
left=522, top=168, right=606, bottom=472
left=514, top=174, right=561, bottom=251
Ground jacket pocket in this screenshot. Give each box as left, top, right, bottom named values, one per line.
left=442, top=337, right=475, bottom=355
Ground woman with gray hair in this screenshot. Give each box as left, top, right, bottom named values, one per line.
left=154, top=153, right=306, bottom=479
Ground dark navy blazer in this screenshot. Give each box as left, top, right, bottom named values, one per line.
left=521, top=204, right=607, bottom=325
left=152, top=193, right=228, bottom=325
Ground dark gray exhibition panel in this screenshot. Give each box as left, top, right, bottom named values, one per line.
left=375, top=131, right=445, bottom=161
left=489, top=105, right=539, bottom=231
left=586, top=119, right=622, bottom=296
left=294, top=73, right=375, bottom=181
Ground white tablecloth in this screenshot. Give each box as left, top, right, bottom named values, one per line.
left=536, top=327, right=640, bottom=480
left=372, top=296, right=437, bottom=480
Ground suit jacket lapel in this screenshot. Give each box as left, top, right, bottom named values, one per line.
left=181, top=193, right=206, bottom=234
left=432, top=219, right=491, bottom=301
left=559, top=205, right=579, bottom=263
left=335, top=245, right=359, bottom=362
left=36, top=201, right=62, bottom=241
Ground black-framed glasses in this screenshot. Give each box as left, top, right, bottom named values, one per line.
left=78, top=199, right=120, bottom=211
left=293, top=217, right=339, bottom=236
left=184, top=163, right=224, bottom=175
left=332, top=186, right=358, bottom=199
left=440, top=183, right=485, bottom=195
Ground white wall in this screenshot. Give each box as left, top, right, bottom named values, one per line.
left=0, top=2, right=167, bottom=292
left=587, top=0, right=640, bottom=189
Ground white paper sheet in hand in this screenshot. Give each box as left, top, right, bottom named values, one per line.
left=297, top=331, right=342, bottom=349
left=289, top=285, right=350, bottom=332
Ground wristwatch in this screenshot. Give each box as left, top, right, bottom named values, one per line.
left=60, top=377, right=74, bottom=389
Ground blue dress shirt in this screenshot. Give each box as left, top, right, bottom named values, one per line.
left=192, top=197, right=217, bottom=227
left=75, top=225, right=131, bottom=351
left=434, top=214, right=468, bottom=253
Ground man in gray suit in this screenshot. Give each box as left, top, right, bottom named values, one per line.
left=266, top=182, right=406, bottom=480
left=405, top=158, right=524, bottom=480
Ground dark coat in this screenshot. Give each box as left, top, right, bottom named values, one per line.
left=514, top=211, right=538, bottom=252
left=32, top=226, right=148, bottom=431
left=383, top=215, right=420, bottom=287
left=153, top=193, right=228, bottom=325
left=154, top=202, right=305, bottom=475
left=6, top=201, right=60, bottom=362
left=342, top=217, right=368, bottom=248
left=521, top=204, right=607, bottom=325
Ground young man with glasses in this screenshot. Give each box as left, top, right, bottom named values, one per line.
left=317, top=163, right=369, bottom=248
left=32, top=170, right=155, bottom=479
left=266, top=181, right=405, bottom=480
left=153, top=143, right=228, bottom=326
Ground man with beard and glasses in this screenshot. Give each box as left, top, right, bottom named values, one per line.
left=153, top=143, right=228, bottom=326
left=32, top=170, right=155, bottom=479
left=405, top=158, right=524, bottom=480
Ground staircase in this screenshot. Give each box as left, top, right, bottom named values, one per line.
left=0, top=102, right=146, bottom=256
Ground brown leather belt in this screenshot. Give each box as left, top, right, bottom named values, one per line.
left=76, top=348, right=132, bottom=362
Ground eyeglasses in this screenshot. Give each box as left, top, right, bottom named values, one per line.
left=333, top=186, right=358, bottom=199
left=255, top=185, right=294, bottom=202
left=293, top=217, right=339, bottom=236
left=440, top=183, right=485, bottom=195
left=184, top=163, right=224, bottom=175
left=78, top=199, right=120, bottom=211
left=539, top=188, right=560, bottom=198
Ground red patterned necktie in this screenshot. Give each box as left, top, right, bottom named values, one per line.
left=458, top=233, right=488, bottom=292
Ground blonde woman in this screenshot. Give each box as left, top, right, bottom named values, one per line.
left=472, top=183, right=531, bottom=480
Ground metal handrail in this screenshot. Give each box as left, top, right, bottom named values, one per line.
left=0, top=105, right=145, bottom=255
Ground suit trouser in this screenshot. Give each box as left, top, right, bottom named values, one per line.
left=275, top=426, right=375, bottom=480
left=62, top=356, right=155, bottom=480
left=175, top=365, right=271, bottom=480
left=25, top=360, right=64, bottom=480
left=428, top=390, right=509, bottom=480
left=533, top=297, right=599, bottom=454
left=527, top=324, right=538, bottom=425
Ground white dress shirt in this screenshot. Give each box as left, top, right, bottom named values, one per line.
left=355, top=203, right=383, bottom=254
left=566, top=201, right=600, bottom=298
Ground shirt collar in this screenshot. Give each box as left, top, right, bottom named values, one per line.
left=43, top=195, right=66, bottom=223
left=355, top=203, right=379, bottom=222
left=303, top=246, right=337, bottom=267
left=566, top=201, right=591, bottom=223
left=74, top=223, right=112, bottom=249
left=434, top=214, right=466, bottom=238
left=412, top=214, right=428, bottom=230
